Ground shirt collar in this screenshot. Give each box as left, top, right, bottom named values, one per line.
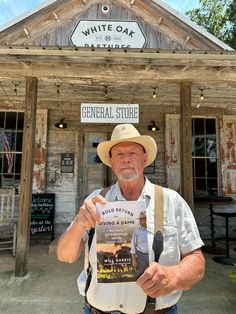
left=108, top=176, right=153, bottom=201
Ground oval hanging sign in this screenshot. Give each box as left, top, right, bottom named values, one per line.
left=70, top=19, right=147, bottom=48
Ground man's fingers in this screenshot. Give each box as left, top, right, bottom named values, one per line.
left=137, top=262, right=169, bottom=297
left=80, top=205, right=97, bottom=227
left=78, top=195, right=107, bottom=228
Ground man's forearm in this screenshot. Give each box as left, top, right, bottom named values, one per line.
left=172, top=248, right=205, bottom=291
left=57, top=216, right=86, bottom=263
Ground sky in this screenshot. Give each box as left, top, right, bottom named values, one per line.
left=0, top=0, right=200, bottom=27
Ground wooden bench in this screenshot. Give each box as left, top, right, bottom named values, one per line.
left=0, top=187, right=16, bottom=255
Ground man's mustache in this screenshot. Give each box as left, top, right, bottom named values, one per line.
left=120, top=165, right=135, bottom=169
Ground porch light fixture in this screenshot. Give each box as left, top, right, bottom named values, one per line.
left=198, top=87, right=205, bottom=100
left=12, top=81, right=21, bottom=95
left=152, top=86, right=157, bottom=99
left=148, top=121, right=159, bottom=132
left=55, top=117, right=67, bottom=129
left=104, top=85, right=108, bottom=99
left=54, top=82, right=62, bottom=94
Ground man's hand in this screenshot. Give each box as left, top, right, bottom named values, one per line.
left=136, top=249, right=205, bottom=297
left=76, top=195, right=106, bottom=229
left=131, top=254, right=138, bottom=268
left=136, top=262, right=177, bottom=297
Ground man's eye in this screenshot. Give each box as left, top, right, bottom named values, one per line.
left=115, top=153, right=122, bottom=157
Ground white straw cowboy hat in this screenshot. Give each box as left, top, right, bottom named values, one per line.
left=97, top=124, right=157, bottom=167
left=138, top=211, right=147, bottom=219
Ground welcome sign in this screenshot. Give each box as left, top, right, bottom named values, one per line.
left=81, top=103, right=139, bottom=123
left=70, top=20, right=146, bottom=48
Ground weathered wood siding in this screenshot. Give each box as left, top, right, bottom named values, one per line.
left=33, top=109, right=48, bottom=192
left=220, top=115, right=236, bottom=200
left=46, top=110, right=78, bottom=235
left=165, top=114, right=180, bottom=192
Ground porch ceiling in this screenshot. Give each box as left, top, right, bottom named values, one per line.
left=0, top=46, right=236, bottom=112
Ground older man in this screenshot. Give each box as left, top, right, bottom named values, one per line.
left=57, top=124, right=205, bottom=314
left=131, top=211, right=149, bottom=278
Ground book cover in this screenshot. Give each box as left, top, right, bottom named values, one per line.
left=96, top=200, right=149, bottom=283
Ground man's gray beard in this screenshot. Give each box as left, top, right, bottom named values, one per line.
left=116, top=172, right=138, bottom=182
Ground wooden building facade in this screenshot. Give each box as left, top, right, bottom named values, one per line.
left=0, top=0, right=235, bottom=269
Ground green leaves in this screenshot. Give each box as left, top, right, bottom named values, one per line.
left=230, top=264, right=236, bottom=284
left=186, top=0, right=236, bottom=49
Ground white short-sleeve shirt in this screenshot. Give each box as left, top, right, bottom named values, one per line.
left=77, top=178, right=204, bottom=313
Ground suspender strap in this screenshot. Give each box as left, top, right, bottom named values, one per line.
left=154, top=185, right=164, bottom=233
left=144, top=185, right=164, bottom=314
left=99, top=187, right=110, bottom=198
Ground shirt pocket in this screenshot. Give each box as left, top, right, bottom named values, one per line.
left=160, top=225, right=180, bottom=265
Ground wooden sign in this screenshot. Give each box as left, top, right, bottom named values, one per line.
left=81, top=103, right=139, bottom=123
left=70, top=19, right=146, bottom=48
left=30, top=193, right=55, bottom=239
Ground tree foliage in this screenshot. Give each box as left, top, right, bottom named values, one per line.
left=186, top=0, right=236, bottom=50
left=226, top=0, right=236, bottom=48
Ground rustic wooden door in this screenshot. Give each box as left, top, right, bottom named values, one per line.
left=165, top=114, right=181, bottom=192
left=82, top=132, right=114, bottom=198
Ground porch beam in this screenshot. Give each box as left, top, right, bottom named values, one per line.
left=15, top=77, right=38, bottom=277
left=180, top=81, right=194, bottom=210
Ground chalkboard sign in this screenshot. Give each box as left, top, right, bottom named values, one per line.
left=30, top=193, right=55, bottom=239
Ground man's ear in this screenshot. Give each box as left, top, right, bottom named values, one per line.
left=143, top=152, right=148, bottom=166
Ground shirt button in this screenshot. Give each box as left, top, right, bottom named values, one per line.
left=119, top=304, right=123, bottom=308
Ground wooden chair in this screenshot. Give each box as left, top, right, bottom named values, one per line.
left=0, top=187, right=16, bottom=256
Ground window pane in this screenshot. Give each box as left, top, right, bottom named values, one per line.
left=15, top=154, right=22, bottom=174
left=3, top=153, right=14, bottom=174
left=207, top=179, right=218, bottom=195
left=0, top=112, right=4, bottom=128
left=16, top=132, right=23, bottom=151
left=17, top=113, right=24, bottom=130
left=5, top=112, right=16, bottom=130
left=0, top=130, right=3, bottom=151
left=207, top=159, right=217, bottom=177
left=4, top=132, right=15, bottom=151
left=193, top=136, right=205, bottom=156
left=206, top=137, right=217, bottom=159
left=206, top=119, right=216, bottom=134
left=0, top=153, right=3, bottom=173
left=194, top=118, right=205, bottom=135
left=196, top=178, right=206, bottom=191
left=195, top=159, right=206, bottom=177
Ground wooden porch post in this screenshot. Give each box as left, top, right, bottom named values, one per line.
left=15, top=77, right=38, bottom=277
left=180, top=81, right=194, bottom=210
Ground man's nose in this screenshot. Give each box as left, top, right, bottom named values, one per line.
left=121, top=153, right=131, bottom=162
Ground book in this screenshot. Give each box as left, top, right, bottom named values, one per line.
left=96, top=200, right=148, bottom=283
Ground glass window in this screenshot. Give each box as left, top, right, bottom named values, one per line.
left=192, top=118, right=218, bottom=197
left=0, top=112, right=24, bottom=190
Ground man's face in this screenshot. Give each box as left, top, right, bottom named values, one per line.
left=110, top=142, right=147, bottom=182
left=139, top=217, right=147, bottom=228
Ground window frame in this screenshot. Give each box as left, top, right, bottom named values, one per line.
left=192, top=116, right=220, bottom=197
left=0, top=111, right=24, bottom=190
